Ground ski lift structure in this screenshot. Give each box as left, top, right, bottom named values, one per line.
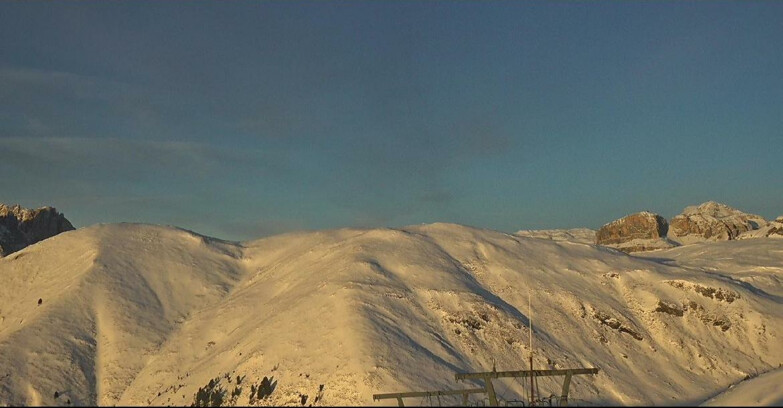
left=373, top=290, right=600, bottom=407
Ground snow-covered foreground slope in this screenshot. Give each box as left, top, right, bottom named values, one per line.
left=1, top=223, right=781, bottom=406
left=701, top=367, right=783, bottom=406
left=0, top=224, right=243, bottom=406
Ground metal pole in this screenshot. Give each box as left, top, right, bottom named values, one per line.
left=529, top=289, right=535, bottom=406
left=560, top=372, right=573, bottom=407
left=485, top=375, right=499, bottom=407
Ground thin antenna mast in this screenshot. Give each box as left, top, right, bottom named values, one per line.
left=529, top=288, right=535, bottom=406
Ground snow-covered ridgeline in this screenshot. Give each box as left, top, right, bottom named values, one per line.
left=0, top=223, right=781, bottom=406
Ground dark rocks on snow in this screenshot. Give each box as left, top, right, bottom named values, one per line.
left=0, top=203, right=74, bottom=257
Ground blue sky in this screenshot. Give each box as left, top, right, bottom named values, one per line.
left=2, top=1, right=782, bottom=240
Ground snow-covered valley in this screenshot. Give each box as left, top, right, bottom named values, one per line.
left=1, top=223, right=781, bottom=406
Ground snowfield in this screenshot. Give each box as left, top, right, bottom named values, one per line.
left=515, top=228, right=596, bottom=245
left=701, top=367, right=783, bottom=406
left=1, top=223, right=781, bottom=406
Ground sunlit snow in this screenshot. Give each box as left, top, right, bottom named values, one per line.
left=1, top=223, right=781, bottom=406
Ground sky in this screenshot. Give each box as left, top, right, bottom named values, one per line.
left=1, top=1, right=782, bottom=241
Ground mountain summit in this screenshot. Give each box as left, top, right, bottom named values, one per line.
left=669, top=201, right=767, bottom=244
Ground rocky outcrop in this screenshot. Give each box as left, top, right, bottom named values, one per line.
left=595, top=211, right=674, bottom=253
left=669, top=202, right=767, bottom=243
left=0, top=204, right=74, bottom=256
left=594, top=202, right=776, bottom=251
left=737, top=215, right=783, bottom=239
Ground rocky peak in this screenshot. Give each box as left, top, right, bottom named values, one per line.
left=669, top=201, right=766, bottom=243
left=0, top=203, right=75, bottom=256
left=595, top=211, right=674, bottom=253
left=681, top=201, right=762, bottom=221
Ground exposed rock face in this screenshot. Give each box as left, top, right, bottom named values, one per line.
left=738, top=215, right=783, bottom=239
left=595, top=211, right=673, bottom=253
left=669, top=201, right=767, bottom=243
left=0, top=204, right=74, bottom=256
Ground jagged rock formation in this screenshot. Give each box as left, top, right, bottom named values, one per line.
left=738, top=215, right=783, bottom=239
left=0, top=204, right=74, bottom=256
left=595, top=211, right=674, bottom=253
left=669, top=202, right=767, bottom=243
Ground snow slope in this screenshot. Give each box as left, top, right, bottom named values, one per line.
left=636, top=239, right=783, bottom=298
left=738, top=217, right=783, bottom=240
left=701, top=367, right=783, bottom=406
left=515, top=228, right=596, bottom=244
left=1, top=223, right=782, bottom=406
left=0, top=224, right=243, bottom=406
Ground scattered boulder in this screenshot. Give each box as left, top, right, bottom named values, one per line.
left=0, top=204, right=74, bottom=257
left=669, top=201, right=766, bottom=243
left=595, top=211, right=674, bottom=253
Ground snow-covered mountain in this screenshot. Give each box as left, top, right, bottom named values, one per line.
left=669, top=201, right=769, bottom=244
left=1, top=222, right=781, bottom=406
left=587, top=202, right=772, bottom=253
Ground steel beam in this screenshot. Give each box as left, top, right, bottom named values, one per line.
left=455, top=367, right=599, bottom=381
left=373, top=387, right=487, bottom=406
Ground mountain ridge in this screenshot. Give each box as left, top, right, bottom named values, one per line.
left=2, top=222, right=782, bottom=406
